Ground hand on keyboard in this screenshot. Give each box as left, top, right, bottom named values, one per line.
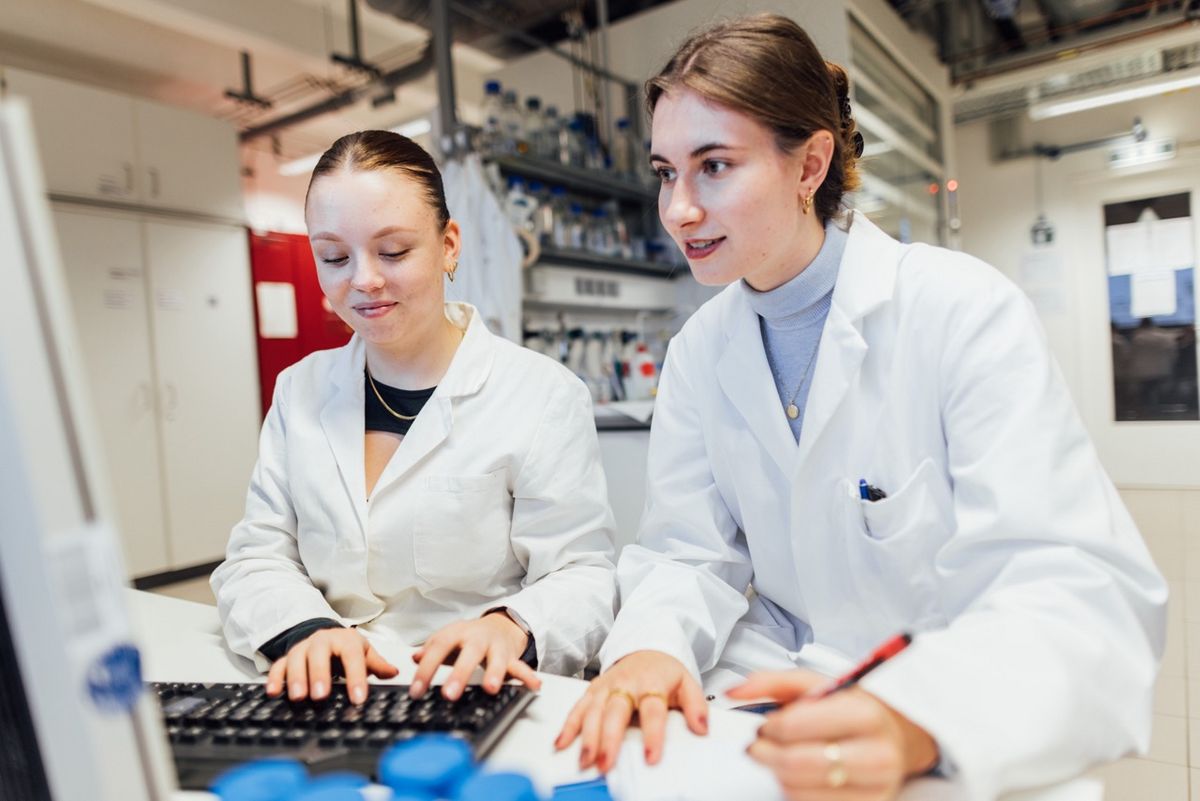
left=266, top=628, right=399, bottom=705
left=410, top=614, right=541, bottom=701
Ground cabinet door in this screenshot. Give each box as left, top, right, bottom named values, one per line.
left=5, top=68, right=139, bottom=202
left=52, top=207, right=170, bottom=576
left=144, top=220, right=261, bottom=568
left=134, top=100, right=242, bottom=219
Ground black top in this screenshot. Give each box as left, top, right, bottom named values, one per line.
left=364, top=369, right=436, bottom=435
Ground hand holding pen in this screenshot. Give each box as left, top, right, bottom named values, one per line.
left=726, top=633, right=938, bottom=800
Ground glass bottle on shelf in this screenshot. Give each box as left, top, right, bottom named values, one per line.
left=529, top=181, right=555, bottom=245
left=522, top=96, right=542, bottom=157
left=566, top=202, right=586, bottom=250
left=481, top=80, right=503, bottom=154
left=613, top=118, right=637, bottom=180
left=500, top=89, right=524, bottom=155
left=537, top=105, right=560, bottom=161
left=566, top=117, right=586, bottom=168
left=549, top=187, right=569, bottom=248
left=504, top=177, right=537, bottom=232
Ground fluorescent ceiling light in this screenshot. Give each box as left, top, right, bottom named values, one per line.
left=278, top=152, right=321, bottom=177
left=1108, top=137, right=1176, bottom=169
left=1029, top=69, right=1200, bottom=120
left=277, top=117, right=432, bottom=177
left=392, top=117, right=431, bottom=138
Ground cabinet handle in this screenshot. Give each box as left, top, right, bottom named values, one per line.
left=148, top=167, right=160, bottom=198
left=123, top=162, right=134, bottom=194
left=164, top=382, right=178, bottom=421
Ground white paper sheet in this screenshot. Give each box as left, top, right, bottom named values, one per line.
left=1151, top=217, right=1195, bottom=271
left=1020, top=248, right=1064, bottom=285
left=1130, top=269, right=1177, bottom=318
left=255, top=281, right=298, bottom=339
left=1106, top=222, right=1150, bottom=276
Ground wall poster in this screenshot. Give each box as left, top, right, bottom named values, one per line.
left=1104, top=192, right=1197, bottom=421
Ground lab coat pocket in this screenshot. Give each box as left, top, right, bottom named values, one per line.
left=855, top=458, right=941, bottom=542
left=844, top=458, right=950, bottom=629
left=412, top=471, right=513, bottom=590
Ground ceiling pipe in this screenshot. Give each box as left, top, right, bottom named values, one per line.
left=238, top=42, right=434, bottom=142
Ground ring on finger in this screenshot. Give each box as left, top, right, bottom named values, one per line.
left=637, top=690, right=669, bottom=707
left=608, top=688, right=637, bottom=709
left=824, top=741, right=848, bottom=789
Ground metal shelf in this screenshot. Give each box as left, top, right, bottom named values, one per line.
left=490, top=155, right=657, bottom=203
left=536, top=247, right=678, bottom=278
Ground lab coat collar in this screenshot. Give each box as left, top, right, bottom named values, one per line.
left=715, top=211, right=903, bottom=476
left=319, top=302, right=497, bottom=516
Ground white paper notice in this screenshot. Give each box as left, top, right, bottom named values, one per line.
left=255, top=281, right=298, bottom=339
left=1130, top=269, right=1177, bottom=318
left=1151, top=217, right=1195, bottom=271
left=1106, top=222, right=1150, bottom=276
left=1020, top=248, right=1064, bottom=285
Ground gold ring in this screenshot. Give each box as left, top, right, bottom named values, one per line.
left=637, top=690, right=669, bottom=707
left=608, top=688, right=637, bottom=709
left=824, top=741, right=848, bottom=789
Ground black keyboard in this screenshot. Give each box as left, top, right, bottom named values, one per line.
left=150, top=681, right=534, bottom=790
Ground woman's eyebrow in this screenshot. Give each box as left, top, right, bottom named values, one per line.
left=649, top=142, right=738, bottom=163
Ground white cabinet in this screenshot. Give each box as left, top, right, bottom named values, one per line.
left=143, top=220, right=260, bottom=567
left=53, top=208, right=168, bottom=575
left=4, top=67, right=242, bottom=219
left=3, top=69, right=139, bottom=202
left=53, top=207, right=260, bottom=576
left=134, top=100, right=242, bottom=219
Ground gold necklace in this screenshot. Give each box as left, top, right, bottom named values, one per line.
left=366, top=366, right=419, bottom=421
left=785, top=348, right=819, bottom=420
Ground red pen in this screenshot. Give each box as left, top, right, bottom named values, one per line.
left=804, top=633, right=913, bottom=700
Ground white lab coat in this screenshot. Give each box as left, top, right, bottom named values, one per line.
left=599, top=212, right=1167, bottom=800
left=441, top=154, right=524, bottom=342
left=212, top=303, right=616, bottom=676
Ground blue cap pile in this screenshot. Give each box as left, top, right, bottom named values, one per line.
left=208, top=734, right=610, bottom=801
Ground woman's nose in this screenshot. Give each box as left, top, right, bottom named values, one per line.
left=350, top=257, right=385, bottom=291
left=662, top=180, right=703, bottom=230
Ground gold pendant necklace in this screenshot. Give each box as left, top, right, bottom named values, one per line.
left=784, top=349, right=819, bottom=421
left=366, top=366, right=419, bottom=421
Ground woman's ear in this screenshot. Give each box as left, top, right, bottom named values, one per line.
left=443, top=219, right=462, bottom=264
left=798, top=130, right=835, bottom=199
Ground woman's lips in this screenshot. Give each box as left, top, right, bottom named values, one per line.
left=353, top=301, right=397, bottom=319
left=684, top=237, right=725, bottom=259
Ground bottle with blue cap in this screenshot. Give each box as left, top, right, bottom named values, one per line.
left=378, top=734, right=475, bottom=798
left=481, top=80, right=503, bottom=154
left=209, top=757, right=308, bottom=801
left=457, top=771, right=542, bottom=801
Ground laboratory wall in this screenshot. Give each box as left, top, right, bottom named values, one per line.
left=956, top=91, right=1200, bottom=489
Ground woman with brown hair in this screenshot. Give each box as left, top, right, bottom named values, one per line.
left=556, top=13, right=1165, bottom=799
left=211, top=130, right=617, bottom=706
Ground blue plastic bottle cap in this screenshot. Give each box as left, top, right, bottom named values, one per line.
left=378, top=735, right=474, bottom=795
left=551, top=787, right=612, bottom=801
left=485, top=80, right=501, bottom=93
left=303, top=772, right=370, bottom=790
left=209, top=758, right=307, bottom=801
left=457, top=772, right=541, bottom=801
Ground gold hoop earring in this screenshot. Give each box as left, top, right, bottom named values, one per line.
left=447, top=260, right=458, bottom=282
left=801, top=193, right=814, bottom=215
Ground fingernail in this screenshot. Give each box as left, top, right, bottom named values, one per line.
left=312, top=681, right=326, bottom=698
left=290, top=682, right=303, bottom=699
left=352, top=686, right=366, bottom=704
left=445, top=681, right=460, bottom=700
left=410, top=679, right=425, bottom=697
left=644, top=747, right=653, bottom=761
left=580, top=747, right=591, bottom=765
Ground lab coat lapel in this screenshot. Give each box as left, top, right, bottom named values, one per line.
left=369, top=303, right=494, bottom=495
left=319, top=338, right=369, bottom=528
left=716, top=294, right=798, bottom=477
left=795, top=212, right=901, bottom=468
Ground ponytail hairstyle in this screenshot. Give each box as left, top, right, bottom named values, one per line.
left=645, top=13, right=863, bottom=224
